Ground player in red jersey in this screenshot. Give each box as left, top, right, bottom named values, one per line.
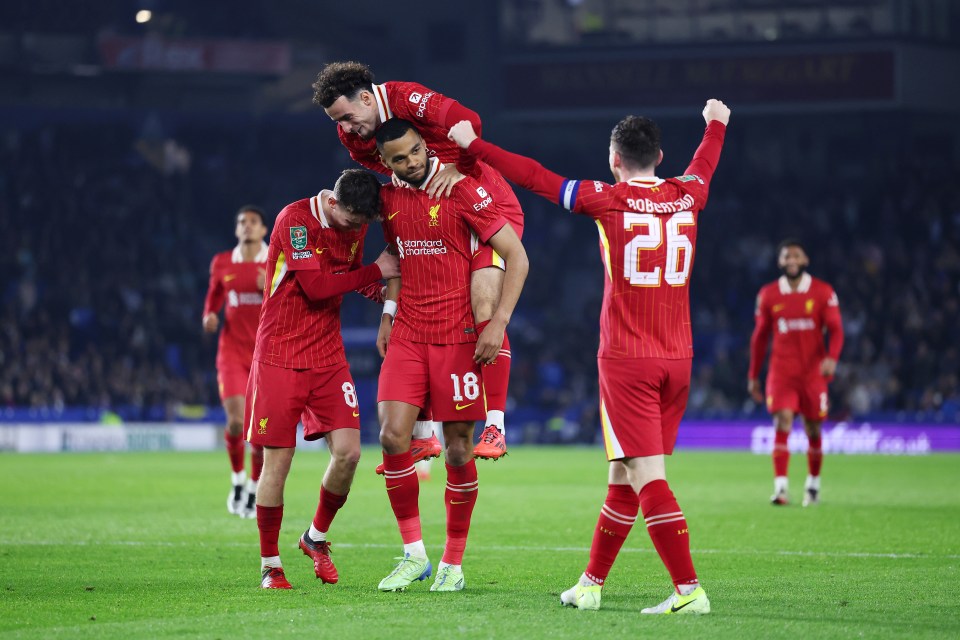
left=313, top=61, right=520, bottom=459
left=449, top=99, right=730, bottom=613
left=247, top=169, right=400, bottom=590
left=748, top=239, right=844, bottom=507
left=202, top=206, right=268, bottom=519
left=358, top=118, right=528, bottom=592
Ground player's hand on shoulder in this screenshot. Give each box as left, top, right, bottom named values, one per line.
left=702, top=99, right=730, bottom=126
left=202, top=313, right=219, bottom=333
left=391, top=172, right=411, bottom=189
left=448, top=121, right=479, bottom=149
left=427, top=163, right=465, bottom=199
left=375, top=247, right=401, bottom=280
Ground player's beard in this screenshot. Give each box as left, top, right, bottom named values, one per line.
left=779, top=265, right=806, bottom=280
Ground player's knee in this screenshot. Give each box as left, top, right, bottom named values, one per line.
left=332, top=446, right=361, bottom=469
left=226, top=420, right=243, bottom=436
left=379, top=427, right=408, bottom=454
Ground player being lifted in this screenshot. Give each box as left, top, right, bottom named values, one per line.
left=202, top=205, right=268, bottom=518
left=313, top=61, right=522, bottom=461
left=748, top=239, right=844, bottom=507
left=247, top=170, right=400, bottom=589
left=364, top=118, right=528, bottom=592
left=449, top=99, right=730, bottom=614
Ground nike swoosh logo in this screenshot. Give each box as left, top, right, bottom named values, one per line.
left=316, top=248, right=327, bottom=254
left=352, top=411, right=360, bottom=417
left=224, top=274, right=237, bottom=281
left=670, top=599, right=696, bottom=613
left=450, top=500, right=471, bottom=505
left=386, top=485, right=402, bottom=491
left=386, top=211, right=401, bottom=220
left=455, top=403, right=475, bottom=411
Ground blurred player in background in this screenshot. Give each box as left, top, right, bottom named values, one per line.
left=450, top=98, right=729, bottom=614
left=314, top=61, right=521, bottom=460
left=248, top=170, right=400, bottom=589
left=748, top=239, right=844, bottom=507
left=202, top=206, right=268, bottom=518
left=369, top=119, right=528, bottom=593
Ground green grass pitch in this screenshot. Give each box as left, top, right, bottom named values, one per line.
left=1, top=447, right=958, bottom=639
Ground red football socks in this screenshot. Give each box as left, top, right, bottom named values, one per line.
left=250, top=444, right=264, bottom=482
left=808, top=435, right=823, bottom=477
left=773, top=430, right=790, bottom=477
left=476, top=320, right=511, bottom=415
left=383, top=451, right=422, bottom=543
left=313, top=486, right=348, bottom=533
left=225, top=430, right=245, bottom=473
left=442, top=460, right=479, bottom=565
left=640, top=479, right=698, bottom=589
left=584, top=484, right=639, bottom=584
left=256, top=504, right=283, bottom=558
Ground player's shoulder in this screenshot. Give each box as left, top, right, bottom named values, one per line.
left=386, top=79, right=434, bottom=99
left=210, top=250, right=231, bottom=270
left=452, top=176, right=494, bottom=209
left=276, top=198, right=314, bottom=223
left=758, top=280, right=781, bottom=300
left=809, top=276, right=839, bottom=300
left=666, top=173, right=707, bottom=187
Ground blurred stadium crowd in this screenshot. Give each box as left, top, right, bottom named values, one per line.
left=2, top=113, right=958, bottom=429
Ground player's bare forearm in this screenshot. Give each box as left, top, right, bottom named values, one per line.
left=487, top=224, right=528, bottom=327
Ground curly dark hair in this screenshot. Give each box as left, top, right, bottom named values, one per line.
left=333, top=169, right=382, bottom=221
left=235, top=204, right=266, bottom=226
left=312, top=61, right=375, bottom=108
left=610, top=115, right=661, bottom=170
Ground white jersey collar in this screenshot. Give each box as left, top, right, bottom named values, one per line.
left=232, top=241, right=268, bottom=263
left=418, top=157, right=443, bottom=192
left=778, top=272, right=812, bottom=294
left=310, top=192, right=331, bottom=228
left=626, top=176, right=665, bottom=188
left=373, top=83, right=393, bottom=124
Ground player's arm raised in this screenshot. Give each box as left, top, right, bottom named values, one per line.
left=748, top=291, right=772, bottom=403
left=424, top=101, right=484, bottom=199
left=683, top=99, right=729, bottom=183
left=477, top=223, right=528, bottom=364
left=202, top=257, right=224, bottom=333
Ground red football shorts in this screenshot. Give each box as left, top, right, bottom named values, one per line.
left=597, top=357, right=691, bottom=460
left=217, top=358, right=251, bottom=402
left=378, top=337, right=485, bottom=422
left=244, top=360, right=360, bottom=448
left=766, top=373, right=829, bottom=422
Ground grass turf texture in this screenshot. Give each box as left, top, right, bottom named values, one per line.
left=1, top=448, right=958, bottom=639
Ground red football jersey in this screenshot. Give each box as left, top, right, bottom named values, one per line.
left=381, top=157, right=507, bottom=345
left=337, top=81, right=524, bottom=232
left=203, top=244, right=267, bottom=368
left=254, top=195, right=370, bottom=369
left=468, top=121, right=727, bottom=359
left=749, top=273, right=844, bottom=380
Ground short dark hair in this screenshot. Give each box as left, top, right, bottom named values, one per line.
left=777, top=238, right=805, bottom=254
left=610, top=116, right=661, bottom=170
left=312, top=61, right=375, bottom=108
left=236, top=205, right=266, bottom=226
left=374, top=118, right=420, bottom=150
left=333, top=169, right=382, bottom=221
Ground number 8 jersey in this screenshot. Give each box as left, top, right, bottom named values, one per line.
left=467, top=120, right=726, bottom=359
